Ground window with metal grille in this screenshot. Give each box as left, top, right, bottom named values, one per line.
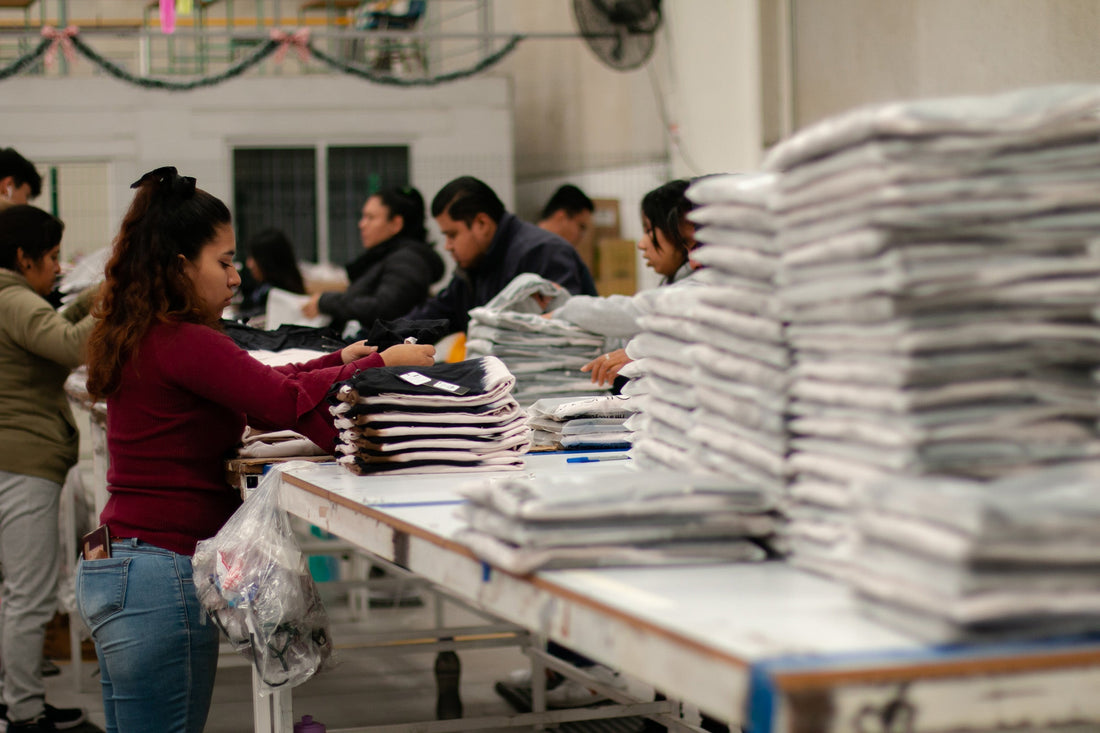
left=232, top=145, right=409, bottom=266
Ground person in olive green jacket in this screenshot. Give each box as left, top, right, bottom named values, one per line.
left=0, top=204, right=91, bottom=731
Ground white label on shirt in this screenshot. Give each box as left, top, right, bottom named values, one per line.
left=434, top=380, right=462, bottom=392
left=399, top=372, right=432, bottom=385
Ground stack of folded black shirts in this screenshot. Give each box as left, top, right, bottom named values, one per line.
left=764, top=84, right=1100, bottom=580
left=465, top=273, right=610, bottom=406
left=849, top=462, right=1100, bottom=641
left=527, top=394, right=637, bottom=450
left=680, top=173, right=789, bottom=502
left=329, top=356, right=531, bottom=475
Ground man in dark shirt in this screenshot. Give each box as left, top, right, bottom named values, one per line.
left=402, top=176, right=597, bottom=334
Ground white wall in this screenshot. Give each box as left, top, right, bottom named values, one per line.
left=498, top=1, right=766, bottom=181
left=0, top=73, right=513, bottom=263
left=493, top=2, right=668, bottom=181
left=790, top=0, right=1100, bottom=130
left=657, top=0, right=764, bottom=177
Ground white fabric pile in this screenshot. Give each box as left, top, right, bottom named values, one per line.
left=454, top=470, right=775, bottom=574
left=619, top=285, right=710, bottom=472
left=680, top=173, right=789, bottom=499
left=764, top=84, right=1100, bottom=580
left=465, top=274, right=610, bottom=406
left=329, top=355, right=531, bottom=475
left=850, top=462, right=1100, bottom=641
left=527, top=395, right=638, bottom=450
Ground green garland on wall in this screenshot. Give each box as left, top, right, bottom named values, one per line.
left=71, top=33, right=280, bottom=91
left=307, top=34, right=523, bottom=87
left=0, top=38, right=49, bottom=80
left=4, top=29, right=524, bottom=91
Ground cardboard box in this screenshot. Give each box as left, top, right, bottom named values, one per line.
left=595, top=237, right=637, bottom=296
left=574, top=235, right=596, bottom=278
left=572, top=198, right=620, bottom=278
left=591, top=198, right=621, bottom=240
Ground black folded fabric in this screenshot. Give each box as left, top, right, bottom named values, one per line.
left=356, top=317, right=453, bottom=349
left=221, top=320, right=349, bottom=352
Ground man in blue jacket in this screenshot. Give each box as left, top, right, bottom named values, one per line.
left=403, top=176, right=597, bottom=334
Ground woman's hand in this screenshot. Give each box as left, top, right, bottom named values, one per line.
left=301, top=293, right=322, bottom=318
left=581, top=348, right=630, bottom=386
left=379, top=343, right=436, bottom=367
left=341, top=340, right=378, bottom=364
left=532, top=292, right=557, bottom=312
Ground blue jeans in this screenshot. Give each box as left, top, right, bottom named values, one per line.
left=75, top=539, right=220, bottom=733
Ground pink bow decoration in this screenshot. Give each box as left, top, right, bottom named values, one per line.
left=269, top=28, right=311, bottom=63
left=40, top=25, right=78, bottom=67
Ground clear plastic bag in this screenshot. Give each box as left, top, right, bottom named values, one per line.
left=192, top=461, right=333, bottom=695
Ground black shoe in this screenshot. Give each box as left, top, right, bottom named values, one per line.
left=43, top=705, right=85, bottom=731
left=8, top=715, right=58, bottom=732
left=40, top=660, right=61, bottom=678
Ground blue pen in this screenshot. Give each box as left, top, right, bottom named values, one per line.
left=566, top=454, right=631, bottom=464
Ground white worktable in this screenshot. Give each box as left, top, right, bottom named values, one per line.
left=278, top=453, right=1100, bottom=732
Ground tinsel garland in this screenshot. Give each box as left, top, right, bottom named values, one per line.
left=5, top=29, right=524, bottom=91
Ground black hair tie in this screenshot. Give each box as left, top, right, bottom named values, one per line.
left=130, top=166, right=197, bottom=198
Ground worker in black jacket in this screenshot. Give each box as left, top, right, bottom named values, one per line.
left=303, top=186, right=444, bottom=332
left=403, top=176, right=597, bottom=334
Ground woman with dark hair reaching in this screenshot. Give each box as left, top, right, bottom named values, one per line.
left=547, top=179, right=701, bottom=385
left=75, top=167, right=434, bottom=733
left=302, top=185, right=445, bottom=333
left=237, top=227, right=307, bottom=321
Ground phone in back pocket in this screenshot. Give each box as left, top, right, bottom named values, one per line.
left=82, top=525, right=111, bottom=560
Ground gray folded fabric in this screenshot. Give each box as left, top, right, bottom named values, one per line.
left=466, top=274, right=609, bottom=406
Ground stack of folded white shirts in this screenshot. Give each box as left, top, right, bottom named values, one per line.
left=329, top=356, right=531, bottom=475
left=466, top=274, right=609, bottom=406
left=680, top=173, right=789, bottom=501
left=764, top=84, right=1100, bottom=580
left=850, top=462, right=1100, bottom=642
left=526, top=394, right=638, bottom=450
left=454, top=470, right=776, bottom=574
left=621, top=286, right=709, bottom=472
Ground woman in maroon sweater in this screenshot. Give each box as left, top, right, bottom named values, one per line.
left=74, top=167, right=434, bottom=733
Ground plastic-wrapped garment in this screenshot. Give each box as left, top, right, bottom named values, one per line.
left=526, top=395, right=637, bottom=421
left=848, top=461, right=1100, bottom=640
left=687, top=171, right=777, bottom=208
left=458, top=470, right=774, bottom=521
left=762, top=84, right=1100, bottom=172
left=480, top=271, right=573, bottom=313
left=192, top=462, right=332, bottom=695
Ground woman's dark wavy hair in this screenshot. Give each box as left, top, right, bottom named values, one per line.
left=85, top=167, right=231, bottom=400
left=0, top=205, right=63, bottom=271
left=641, top=179, right=695, bottom=258
left=246, top=228, right=305, bottom=294
left=373, top=185, right=429, bottom=242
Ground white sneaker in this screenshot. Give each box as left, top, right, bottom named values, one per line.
left=506, top=667, right=533, bottom=686
left=545, top=665, right=626, bottom=709
left=503, top=667, right=564, bottom=687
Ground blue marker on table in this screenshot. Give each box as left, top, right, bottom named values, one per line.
left=566, top=454, right=632, bottom=464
